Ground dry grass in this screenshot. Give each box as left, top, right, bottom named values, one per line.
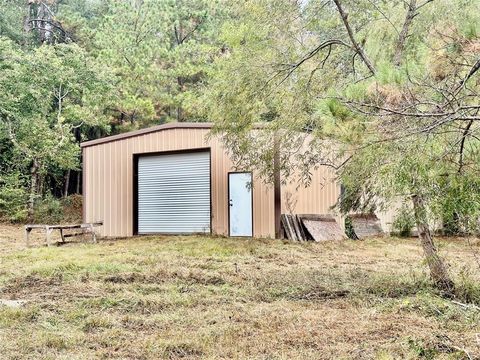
left=0, top=223, right=479, bottom=359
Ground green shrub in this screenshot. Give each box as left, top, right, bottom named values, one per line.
left=455, top=267, right=480, bottom=305
left=442, top=212, right=461, bottom=236
left=30, top=194, right=82, bottom=224
left=0, top=172, right=82, bottom=223
left=392, top=206, right=415, bottom=237
left=0, top=171, right=28, bottom=222
left=60, top=194, right=83, bottom=223
left=406, top=338, right=438, bottom=359
left=344, top=216, right=358, bottom=240
left=33, top=195, right=63, bottom=224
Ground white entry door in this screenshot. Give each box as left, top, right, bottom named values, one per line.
left=228, top=172, right=253, bottom=237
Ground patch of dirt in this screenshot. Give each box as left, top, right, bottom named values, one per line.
left=0, top=223, right=31, bottom=253
left=163, top=344, right=204, bottom=359
left=103, top=269, right=225, bottom=286
left=0, top=273, right=101, bottom=301
left=290, top=286, right=350, bottom=301
left=103, top=272, right=154, bottom=284
left=1, top=274, right=63, bottom=295
left=0, top=299, right=28, bottom=308
left=175, top=270, right=226, bottom=286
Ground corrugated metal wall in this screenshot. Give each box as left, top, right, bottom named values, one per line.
left=83, top=127, right=341, bottom=238
left=282, top=166, right=340, bottom=215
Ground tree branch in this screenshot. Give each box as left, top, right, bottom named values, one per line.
left=266, top=39, right=351, bottom=88
left=394, top=0, right=417, bottom=66
left=460, top=57, right=480, bottom=87
left=332, top=0, right=376, bottom=74
left=416, top=0, right=435, bottom=10
left=457, top=119, right=474, bottom=173
left=28, top=18, right=71, bottom=41
left=344, top=100, right=480, bottom=119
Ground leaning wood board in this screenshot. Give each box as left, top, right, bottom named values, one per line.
left=298, top=214, right=346, bottom=241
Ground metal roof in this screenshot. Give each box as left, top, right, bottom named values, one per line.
left=80, top=122, right=213, bottom=148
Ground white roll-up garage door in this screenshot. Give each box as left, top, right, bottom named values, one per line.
left=137, top=151, right=210, bottom=234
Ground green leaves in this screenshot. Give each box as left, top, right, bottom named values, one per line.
left=0, top=171, right=28, bottom=222
left=0, top=36, right=111, bottom=172
left=90, top=0, right=228, bottom=126
left=0, top=0, right=234, bottom=217
left=202, top=0, right=480, bottom=237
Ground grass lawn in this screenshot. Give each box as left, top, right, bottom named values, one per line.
left=0, top=224, right=479, bottom=359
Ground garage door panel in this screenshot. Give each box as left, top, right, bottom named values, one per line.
left=137, top=151, right=211, bottom=234
left=138, top=183, right=210, bottom=190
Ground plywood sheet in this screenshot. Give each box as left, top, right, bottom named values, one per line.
left=300, top=214, right=346, bottom=241
left=350, top=214, right=384, bottom=239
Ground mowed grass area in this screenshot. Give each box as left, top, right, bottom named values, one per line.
left=0, top=225, right=479, bottom=359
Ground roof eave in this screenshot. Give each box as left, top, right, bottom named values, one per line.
left=80, top=122, right=213, bottom=148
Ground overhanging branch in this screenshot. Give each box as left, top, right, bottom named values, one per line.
left=332, top=0, right=376, bottom=74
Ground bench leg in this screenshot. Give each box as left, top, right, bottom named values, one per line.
left=60, top=228, right=65, bottom=243
left=90, top=224, right=97, bottom=243
left=25, top=228, right=31, bottom=248
left=45, top=226, right=53, bottom=247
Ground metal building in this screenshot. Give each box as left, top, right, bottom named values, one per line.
left=81, top=123, right=340, bottom=238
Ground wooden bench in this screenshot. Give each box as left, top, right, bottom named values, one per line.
left=24, top=222, right=103, bottom=247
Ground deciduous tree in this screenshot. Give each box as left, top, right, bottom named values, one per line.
left=205, top=0, right=480, bottom=293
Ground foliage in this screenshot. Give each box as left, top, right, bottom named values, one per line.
left=435, top=177, right=480, bottom=235
left=32, top=194, right=64, bottom=224
left=90, top=0, right=229, bottom=128
left=392, top=205, right=415, bottom=238
left=60, top=194, right=83, bottom=223
left=0, top=0, right=233, bottom=221
left=203, top=0, right=480, bottom=291
left=204, top=0, right=480, bottom=224
left=0, top=35, right=112, bottom=219
left=0, top=0, right=29, bottom=43
left=0, top=171, right=28, bottom=222
left=7, top=194, right=83, bottom=225
left=0, top=37, right=111, bottom=163
left=344, top=216, right=358, bottom=240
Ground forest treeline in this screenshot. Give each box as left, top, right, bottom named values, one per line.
left=1, top=0, right=479, bottom=293
left=0, top=0, right=230, bottom=221
left=0, top=2, right=479, bottom=229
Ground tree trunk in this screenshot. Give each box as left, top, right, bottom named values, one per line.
left=28, top=159, right=40, bottom=221
left=23, top=1, right=32, bottom=34
left=176, top=76, right=184, bottom=122
left=394, top=0, right=417, bottom=66
left=412, top=194, right=455, bottom=294
left=64, top=169, right=71, bottom=198
left=273, top=133, right=281, bottom=239
left=76, top=171, right=81, bottom=194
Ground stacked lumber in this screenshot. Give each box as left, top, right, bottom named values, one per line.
left=281, top=214, right=308, bottom=241
left=281, top=214, right=346, bottom=241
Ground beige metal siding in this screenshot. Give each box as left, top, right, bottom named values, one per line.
left=83, top=127, right=340, bottom=238
left=282, top=166, right=339, bottom=216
